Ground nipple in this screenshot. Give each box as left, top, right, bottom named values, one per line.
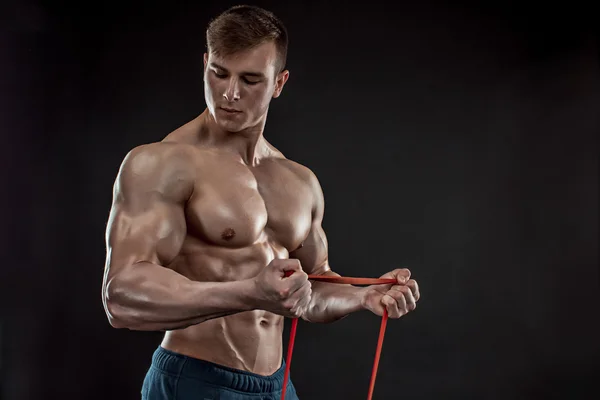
left=221, top=228, right=236, bottom=241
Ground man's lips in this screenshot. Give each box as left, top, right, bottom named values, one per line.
left=221, top=107, right=241, bottom=113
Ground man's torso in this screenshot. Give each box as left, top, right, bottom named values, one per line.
left=157, top=120, right=315, bottom=375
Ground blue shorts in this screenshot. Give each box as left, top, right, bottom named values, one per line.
left=141, top=346, right=300, bottom=400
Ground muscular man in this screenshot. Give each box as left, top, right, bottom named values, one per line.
left=102, top=5, right=420, bottom=400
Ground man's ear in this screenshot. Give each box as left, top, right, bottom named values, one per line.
left=203, top=53, right=208, bottom=75
left=273, top=70, right=290, bottom=98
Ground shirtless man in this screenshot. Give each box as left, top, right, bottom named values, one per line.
left=102, top=5, right=420, bottom=400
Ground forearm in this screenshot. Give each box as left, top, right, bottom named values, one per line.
left=104, top=262, right=256, bottom=331
left=302, top=272, right=366, bottom=323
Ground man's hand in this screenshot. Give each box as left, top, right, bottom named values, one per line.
left=251, top=259, right=312, bottom=318
left=361, top=268, right=420, bottom=319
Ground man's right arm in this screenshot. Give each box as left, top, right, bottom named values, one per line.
left=101, top=144, right=257, bottom=331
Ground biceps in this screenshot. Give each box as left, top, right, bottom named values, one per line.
left=106, top=199, right=187, bottom=272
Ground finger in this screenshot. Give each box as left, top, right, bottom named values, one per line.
left=285, top=259, right=302, bottom=271
left=388, top=285, right=413, bottom=314
left=282, top=275, right=307, bottom=297
left=406, top=279, right=420, bottom=302
left=382, top=293, right=402, bottom=319
left=291, top=269, right=308, bottom=289
left=287, top=280, right=311, bottom=305
left=289, top=283, right=312, bottom=315
left=395, top=285, right=416, bottom=312
left=395, top=268, right=411, bottom=284
left=298, top=280, right=312, bottom=304
left=381, top=268, right=411, bottom=284
left=298, top=283, right=313, bottom=312
left=280, top=259, right=303, bottom=277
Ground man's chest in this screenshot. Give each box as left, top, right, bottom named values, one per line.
left=185, top=159, right=314, bottom=252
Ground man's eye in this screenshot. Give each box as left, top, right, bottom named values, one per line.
left=213, top=71, right=227, bottom=78
left=244, top=78, right=260, bottom=85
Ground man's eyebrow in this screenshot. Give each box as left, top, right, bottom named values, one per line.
left=210, top=62, right=266, bottom=78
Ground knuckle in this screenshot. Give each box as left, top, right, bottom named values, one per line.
left=282, top=300, right=294, bottom=310
left=272, top=259, right=283, bottom=266
left=395, top=296, right=406, bottom=306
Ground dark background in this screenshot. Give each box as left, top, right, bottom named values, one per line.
left=1, top=0, right=598, bottom=399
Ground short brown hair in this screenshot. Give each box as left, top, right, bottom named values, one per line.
left=206, top=5, right=288, bottom=74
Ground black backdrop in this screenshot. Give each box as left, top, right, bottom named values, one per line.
left=2, top=0, right=599, bottom=399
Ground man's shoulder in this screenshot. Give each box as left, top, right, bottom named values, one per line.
left=116, top=142, right=199, bottom=190
left=120, top=142, right=198, bottom=172
left=268, top=156, right=325, bottom=212
left=125, top=141, right=194, bottom=162
left=269, top=155, right=321, bottom=190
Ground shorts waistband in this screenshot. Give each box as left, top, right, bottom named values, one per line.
left=150, top=346, right=287, bottom=394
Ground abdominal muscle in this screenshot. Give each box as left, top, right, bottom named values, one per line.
left=160, top=234, right=289, bottom=376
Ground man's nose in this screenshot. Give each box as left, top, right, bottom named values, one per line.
left=223, top=78, right=241, bottom=102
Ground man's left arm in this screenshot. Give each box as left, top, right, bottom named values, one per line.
left=289, top=172, right=420, bottom=324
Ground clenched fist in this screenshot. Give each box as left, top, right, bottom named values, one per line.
left=361, top=268, right=420, bottom=319
left=251, top=259, right=312, bottom=318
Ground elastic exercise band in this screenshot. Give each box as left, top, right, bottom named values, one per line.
left=281, top=274, right=396, bottom=400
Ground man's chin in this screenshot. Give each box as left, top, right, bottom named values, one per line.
left=213, top=117, right=242, bottom=132
left=219, top=121, right=245, bottom=133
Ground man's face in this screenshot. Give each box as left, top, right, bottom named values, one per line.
left=203, top=41, right=289, bottom=133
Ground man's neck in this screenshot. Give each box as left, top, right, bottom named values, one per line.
left=199, top=109, right=269, bottom=166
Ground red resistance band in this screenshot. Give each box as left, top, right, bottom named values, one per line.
left=281, top=273, right=397, bottom=400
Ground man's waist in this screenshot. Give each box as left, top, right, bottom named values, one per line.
left=161, top=324, right=283, bottom=375
left=149, top=345, right=288, bottom=393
